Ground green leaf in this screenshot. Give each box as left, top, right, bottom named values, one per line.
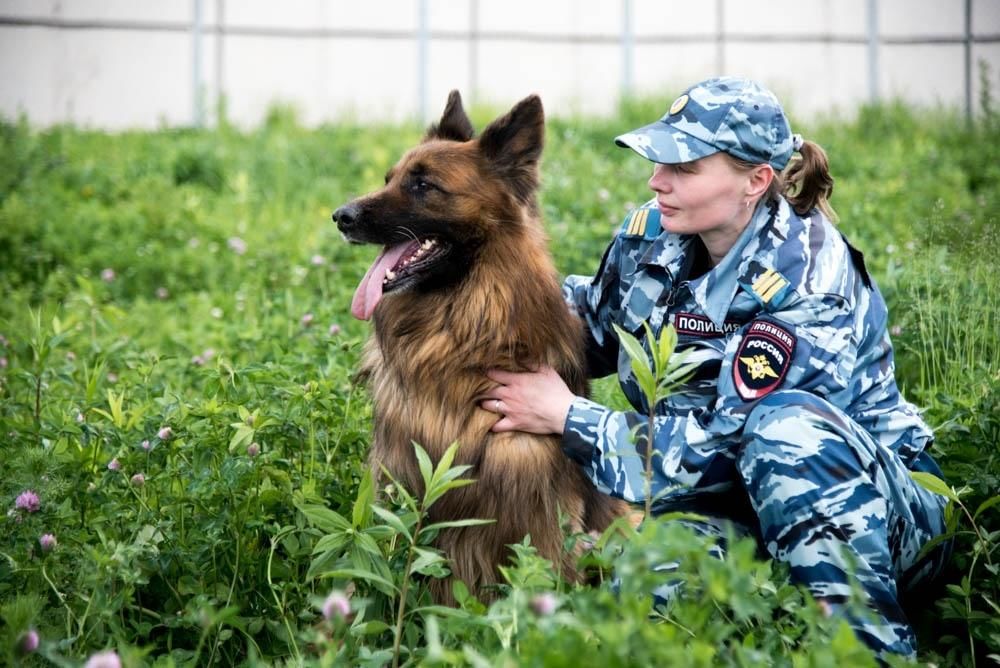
left=296, top=502, right=351, bottom=533
left=320, top=568, right=398, bottom=595
left=371, top=506, right=413, bottom=543
left=973, top=494, right=1000, bottom=519
left=312, top=533, right=351, bottom=555
left=431, top=441, right=460, bottom=489
left=910, top=471, right=961, bottom=503
left=658, top=323, right=679, bottom=371
left=353, top=469, right=374, bottom=528
left=424, top=478, right=477, bottom=509
left=630, top=358, right=657, bottom=404
left=414, top=441, right=434, bottom=490
left=228, top=423, right=255, bottom=453
left=613, top=324, right=649, bottom=370
left=420, top=518, right=495, bottom=536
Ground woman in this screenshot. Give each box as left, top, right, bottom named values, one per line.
left=480, top=76, right=949, bottom=658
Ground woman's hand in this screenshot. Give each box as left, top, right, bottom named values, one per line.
left=479, top=366, right=577, bottom=435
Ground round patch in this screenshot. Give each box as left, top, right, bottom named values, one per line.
left=669, top=94, right=689, bottom=115
left=733, top=320, right=796, bottom=401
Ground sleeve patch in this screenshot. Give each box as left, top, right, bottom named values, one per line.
left=733, top=320, right=796, bottom=401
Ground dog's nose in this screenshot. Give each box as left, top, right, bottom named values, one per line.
left=332, top=203, right=360, bottom=231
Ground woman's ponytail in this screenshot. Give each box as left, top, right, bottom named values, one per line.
left=781, top=140, right=837, bottom=222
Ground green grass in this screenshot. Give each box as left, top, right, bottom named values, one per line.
left=1, top=90, right=999, bottom=666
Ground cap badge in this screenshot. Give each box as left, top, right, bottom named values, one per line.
left=669, top=94, right=689, bottom=115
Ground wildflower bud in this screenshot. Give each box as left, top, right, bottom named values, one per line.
left=0, top=357, right=7, bottom=369
left=210, top=307, right=223, bottom=319
left=76, top=412, right=85, bottom=423
left=890, top=325, right=903, bottom=337
left=191, top=355, right=205, bottom=366
left=131, top=473, right=145, bottom=487
left=157, top=426, right=173, bottom=440
left=247, top=442, right=260, bottom=458
left=310, top=254, right=326, bottom=266
left=39, top=533, right=57, bottom=552
left=227, top=236, right=247, bottom=255
left=140, top=440, right=151, bottom=451
left=107, top=372, right=118, bottom=383
left=245, top=413, right=255, bottom=426
left=108, top=458, right=120, bottom=471
left=20, top=629, right=39, bottom=654
left=301, top=312, right=315, bottom=327
left=85, top=650, right=122, bottom=668
left=530, top=592, right=557, bottom=616
left=322, top=590, right=351, bottom=621
left=66, top=351, right=76, bottom=361
left=328, top=324, right=341, bottom=336
left=100, top=268, right=116, bottom=282
left=15, top=490, right=40, bottom=513
left=156, top=286, right=170, bottom=300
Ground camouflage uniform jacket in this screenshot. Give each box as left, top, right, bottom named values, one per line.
left=561, top=195, right=934, bottom=507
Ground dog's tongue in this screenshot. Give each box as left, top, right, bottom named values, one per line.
left=351, top=241, right=419, bottom=320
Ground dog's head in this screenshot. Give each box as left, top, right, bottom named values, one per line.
left=333, top=91, right=544, bottom=320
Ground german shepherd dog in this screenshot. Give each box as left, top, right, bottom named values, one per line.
left=333, top=91, right=628, bottom=603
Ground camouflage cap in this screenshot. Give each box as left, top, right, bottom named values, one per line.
left=615, top=76, right=796, bottom=170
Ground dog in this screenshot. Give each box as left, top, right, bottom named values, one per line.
left=332, top=90, right=629, bottom=603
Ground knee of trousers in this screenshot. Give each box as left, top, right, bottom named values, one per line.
left=736, top=389, right=874, bottom=502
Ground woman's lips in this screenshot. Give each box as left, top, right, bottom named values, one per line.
left=658, top=203, right=679, bottom=216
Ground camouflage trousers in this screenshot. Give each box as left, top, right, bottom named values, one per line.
left=647, top=389, right=951, bottom=658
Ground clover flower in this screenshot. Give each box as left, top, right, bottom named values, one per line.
left=108, top=458, right=121, bottom=471
left=20, top=629, right=39, bottom=654
left=131, top=473, right=145, bottom=487
left=39, top=533, right=57, bottom=552
left=227, top=236, right=247, bottom=255
left=15, top=490, right=40, bottom=513
left=322, top=590, right=351, bottom=621
left=301, top=312, right=315, bottom=327
left=100, top=268, right=116, bottom=282
left=530, top=592, right=557, bottom=616
left=84, top=650, right=122, bottom=668
left=157, top=426, right=173, bottom=440
left=247, top=442, right=260, bottom=458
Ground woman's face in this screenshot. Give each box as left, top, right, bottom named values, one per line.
left=648, top=153, right=751, bottom=237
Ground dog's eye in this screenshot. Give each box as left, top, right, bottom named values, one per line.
left=412, top=178, right=434, bottom=193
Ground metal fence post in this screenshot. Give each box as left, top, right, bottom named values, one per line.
left=965, top=0, right=973, bottom=122
left=417, top=0, right=429, bottom=124
left=469, top=0, right=479, bottom=104
left=215, top=0, right=225, bottom=123
left=716, top=0, right=725, bottom=75
left=621, top=0, right=633, bottom=99
left=192, top=0, right=205, bottom=127
left=867, top=0, right=879, bottom=104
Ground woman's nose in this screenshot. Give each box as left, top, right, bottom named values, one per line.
left=648, top=164, right=671, bottom=192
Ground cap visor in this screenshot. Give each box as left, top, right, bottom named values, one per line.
left=614, top=120, right=720, bottom=164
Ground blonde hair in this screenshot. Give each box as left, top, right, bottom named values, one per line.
left=728, top=141, right=838, bottom=222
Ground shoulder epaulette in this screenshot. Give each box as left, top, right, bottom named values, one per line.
left=619, top=208, right=662, bottom=241
left=738, top=260, right=791, bottom=310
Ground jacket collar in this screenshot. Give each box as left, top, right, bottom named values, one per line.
left=638, top=197, right=791, bottom=328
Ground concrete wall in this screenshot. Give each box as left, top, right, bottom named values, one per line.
left=1, top=0, right=999, bottom=128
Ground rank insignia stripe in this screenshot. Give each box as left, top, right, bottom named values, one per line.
left=740, top=263, right=791, bottom=308
left=732, top=319, right=796, bottom=401
left=620, top=208, right=661, bottom=240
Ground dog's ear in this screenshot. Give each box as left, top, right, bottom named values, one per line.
left=477, top=94, right=544, bottom=203
left=424, top=90, right=475, bottom=143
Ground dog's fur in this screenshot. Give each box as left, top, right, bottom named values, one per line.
left=334, top=91, right=628, bottom=602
